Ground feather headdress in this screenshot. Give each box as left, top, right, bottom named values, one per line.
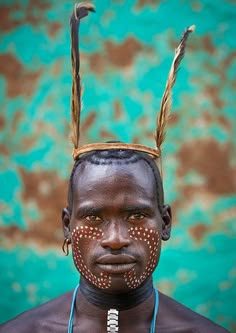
left=70, top=2, right=194, bottom=161
left=155, top=25, right=195, bottom=149
left=70, top=2, right=95, bottom=150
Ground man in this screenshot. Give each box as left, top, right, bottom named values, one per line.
left=0, top=2, right=230, bottom=332
left=0, top=149, right=229, bottom=332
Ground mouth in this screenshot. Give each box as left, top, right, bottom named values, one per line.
left=96, top=255, right=136, bottom=274
left=97, top=263, right=136, bottom=274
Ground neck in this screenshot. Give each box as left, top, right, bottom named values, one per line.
left=79, top=277, right=154, bottom=311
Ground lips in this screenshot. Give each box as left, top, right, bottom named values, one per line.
left=96, top=254, right=136, bottom=274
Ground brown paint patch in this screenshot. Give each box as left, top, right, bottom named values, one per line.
left=191, top=1, right=203, bottom=11
left=51, top=59, right=63, bottom=77
left=189, top=223, right=210, bottom=242
left=137, top=115, right=148, bottom=127
left=0, top=115, right=5, bottom=130
left=88, top=37, right=149, bottom=74
left=222, top=51, right=236, bottom=68
left=106, top=37, right=143, bottom=68
left=0, top=4, right=21, bottom=32
left=0, top=2, right=51, bottom=32
left=31, top=0, right=50, bottom=10
left=204, top=85, right=225, bottom=109
left=0, top=223, right=56, bottom=250
left=203, top=61, right=226, bottom=82
left=22, top=136, right=38, bottom=150
left=45, top=96, right=54, bottom=107
left=132, top=136, right=141, bottom=144
left=202, top=35, right=215, bottom=55
left=0, top=225, right=27, bottom=248
left=18, top=168, right=68, bottom=247
left=88, top=53, right=105, bottom=75
left=177, top=139, right=235, bottom=195
left=136, top=0, right=159, bottom=8
left=48, top=22, right=62, bottom=38
left=202, top=50, right=236, bottom=83
left=22, top=1, right=51, bottom=27
left=216, top=206, right=236, bottom=225
left=201, top=111, right=231, bottom=132
left=231, top=80, right=236, bottom=89
left=217, top=115, right=231, bottom=131
left=81, top=112, right=97, bottom=133
left=168, top=113, right=179, bottom=126
left=114, top=100, right=124, bottom=120
left=0, top=53, right=42, bottom=98
left=145, top=131, right=155, bottom=142
left=201, top=111, right=212, bottom=124
left=178, top=34, right=215, bottom=56
left=0, top=144, right=9, bottom=156
left=181, top=185, right=202, bottom=201
left=12, top=110, right=23, bottom=132
left=171, top=188, right=217, bottom=222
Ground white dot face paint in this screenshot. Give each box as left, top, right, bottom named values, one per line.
left=72, top=226, right=112, bottom=289
left=70, top=159, right=164, bottom=292
left=71, top=224, right=160, bottom=290
left=125, top=226, right=160, bottom=289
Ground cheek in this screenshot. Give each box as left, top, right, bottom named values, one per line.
left=71, top=225, right=103, bottom=267
left=71, top=226, right=111, bottom=289
left=124, top=226, right=160, bottom=289
left=71, top=225, right=160, bottom=291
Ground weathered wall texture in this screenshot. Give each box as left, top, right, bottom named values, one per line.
left=0, top=0, right=235, bottom=330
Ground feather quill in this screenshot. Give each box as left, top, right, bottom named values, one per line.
left=70, top=2, right=95, bottom=149
left=155, top=25, right=195, bottom=150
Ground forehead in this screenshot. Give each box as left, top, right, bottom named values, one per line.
left=72, top=160, right=157, bottom=208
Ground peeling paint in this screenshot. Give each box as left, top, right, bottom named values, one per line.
left=0, top=0, right=235, bottom=330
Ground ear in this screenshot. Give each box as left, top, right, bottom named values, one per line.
left=62, top=208, right=71, bottom=240
left=161, top=204, right=172, bottom=241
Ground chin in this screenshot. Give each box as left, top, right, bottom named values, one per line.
left=103, top=275, right=146, bottom=294
left=101, top=279, right=134, bottom=294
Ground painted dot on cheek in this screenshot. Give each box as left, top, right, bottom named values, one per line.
left=124, top=227, right=160, bottom=289
left=71, top=226, right=111, bottom=289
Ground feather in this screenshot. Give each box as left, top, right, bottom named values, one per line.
left=70, top=2, right=95, bottom=149
left=155, top=25, right=195, bottom=150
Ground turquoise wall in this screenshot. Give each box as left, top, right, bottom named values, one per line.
left=0, top=1, right=235, bottom=331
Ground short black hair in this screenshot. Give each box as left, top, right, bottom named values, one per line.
left=67, top=149, right=164, bottom=214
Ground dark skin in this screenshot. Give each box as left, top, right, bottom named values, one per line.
left=65, top=161, right=170, bottom=294
left=0, top=160, right=229, bottom=332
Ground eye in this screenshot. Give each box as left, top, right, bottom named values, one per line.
left=84, top=215, right=102, bottom=222
left=127, top=213, right=145, bottom=222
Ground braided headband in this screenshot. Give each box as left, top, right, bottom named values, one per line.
left=73, top=143, right=160, bottom=160
left=70, top=2, right=195, bottom=161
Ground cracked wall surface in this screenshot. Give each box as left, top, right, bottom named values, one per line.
left=0, top=0, right=235, bottom=330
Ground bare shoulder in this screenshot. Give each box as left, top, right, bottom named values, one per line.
left=157, top=292, right=230, bottom=333
left=0, top=291, right=73, bottom=333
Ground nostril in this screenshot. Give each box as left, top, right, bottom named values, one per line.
left=101, top=230, right=131, bottom=250
left=101, top=237, right=131, bottom=250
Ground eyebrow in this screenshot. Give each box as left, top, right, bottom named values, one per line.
left=75, top=206, right=103, bottom=217
left=122, top=205, right=154, bottom=213
left=75, top=204, right=154, bottom=217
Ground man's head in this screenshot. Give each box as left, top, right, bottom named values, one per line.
left=62, top=149, right=172, bottom=293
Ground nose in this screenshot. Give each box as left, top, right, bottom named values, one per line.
left=101, top=221, right=131, bottom=250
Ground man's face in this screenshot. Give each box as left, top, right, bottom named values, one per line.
left=69, top=160, right=164, bottom=293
